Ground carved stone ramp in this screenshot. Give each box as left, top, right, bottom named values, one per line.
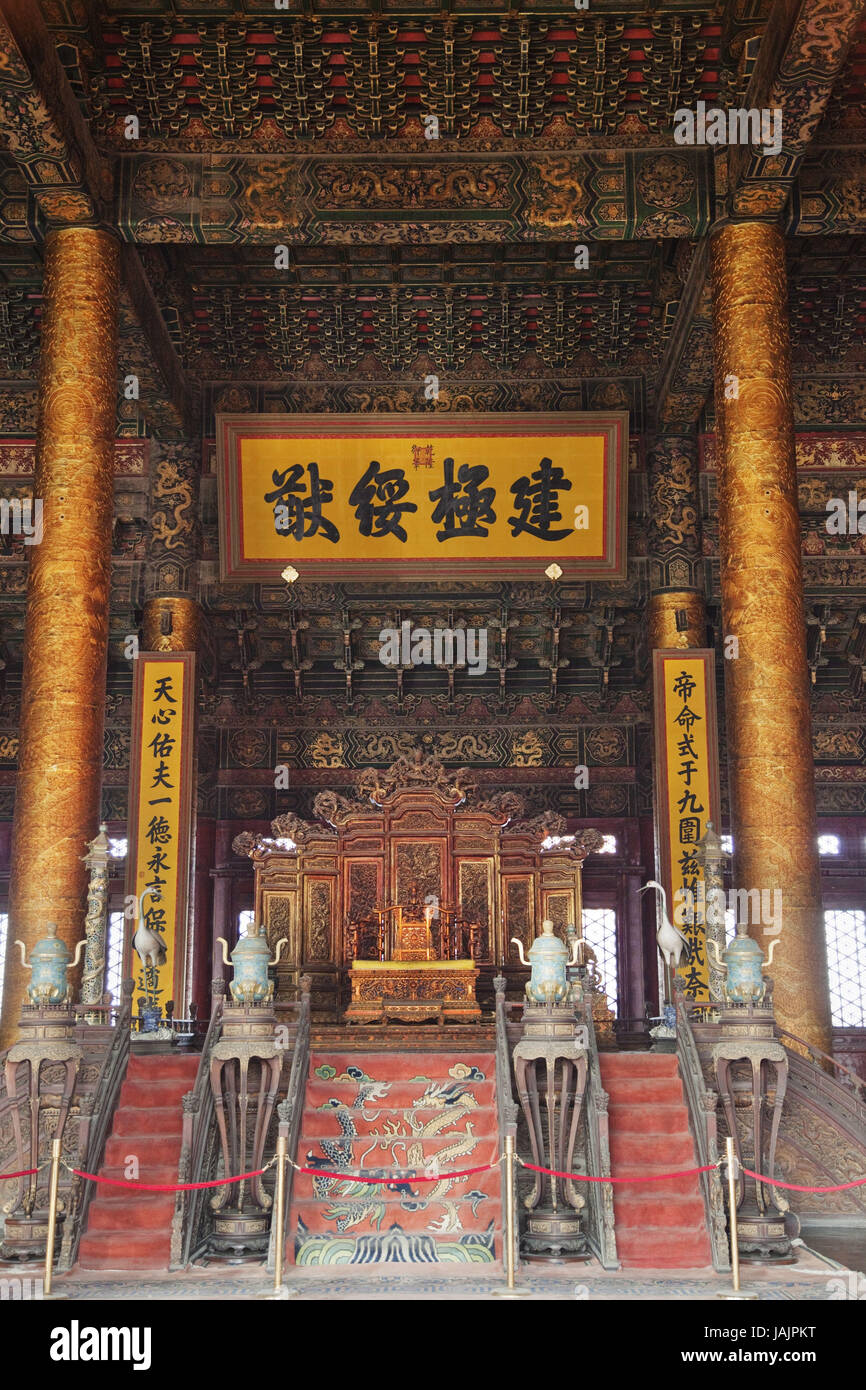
left=291, top=1050, right=501, bottom=1267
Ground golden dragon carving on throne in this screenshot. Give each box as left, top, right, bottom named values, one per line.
left=356, top=746, right=474, bottom=804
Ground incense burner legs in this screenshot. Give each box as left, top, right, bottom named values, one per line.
left=713, top=1034, right=793, bottom=1263
left=513, top=1003, right=589, bottom=1261
left=207, top=1003, right=284, bottom=1260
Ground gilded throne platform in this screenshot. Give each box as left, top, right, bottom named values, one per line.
left=344, top=906, right=481, bottom=1025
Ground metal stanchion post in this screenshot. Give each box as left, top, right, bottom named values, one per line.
left=728, top=1136, right=741, bottom=1295
left=273, top=1135, right=287, bottom=1294
left=718, top=1134, right=757, bottom=1301
left=492, top=1133, right=531, bottom=1298
left=261, top=1134, right=299, bottom=1300
left=43, top=1136, right=67, bottom=1300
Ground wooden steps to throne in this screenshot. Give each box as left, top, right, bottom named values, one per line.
left=599, top=1051, right=714, bottom=1269
left=78, top=1052, right=199, bottom=1272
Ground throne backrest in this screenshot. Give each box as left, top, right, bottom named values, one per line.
left=393, top=908, right=436, bottom=962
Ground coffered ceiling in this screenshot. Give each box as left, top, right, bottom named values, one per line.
left=0, top=0, right=864, bottom=784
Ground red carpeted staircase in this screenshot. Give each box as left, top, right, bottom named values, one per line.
left=600, top=1051, right=713, bottom=1269
left=78, top=1052, right=199, bottom=1271
left=290, top=1050, right=501, bottom=1267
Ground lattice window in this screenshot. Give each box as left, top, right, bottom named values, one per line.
left=0, top=912, right=6, bottom=1016
left=824, top=909, right=866, bottom=1027
left=599, top=835, right=617, bottom=855
left=104, top=910, right=125, bottom=1006
left=725, top=907, right=737, bottom=944
left=582, top=908, right=618, bottom=1017
left=818, top=834, right=841, bottom=856
left=238, top=909, right=255, bottom=939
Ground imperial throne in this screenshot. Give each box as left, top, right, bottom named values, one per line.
left=344, top=903, right=481, bottom=1025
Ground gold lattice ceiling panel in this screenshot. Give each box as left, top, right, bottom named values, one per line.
left=62, top=10, right=744, bottom=149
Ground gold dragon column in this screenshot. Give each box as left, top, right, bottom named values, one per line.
left=710, top=220, right=831, bottom=1055
left=0, top=228, right=119, bottom=1049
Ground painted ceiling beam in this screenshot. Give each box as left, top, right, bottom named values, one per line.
left=120, top=244, right=195, bottom=438
left=0, top=0, right=107, bottom=228
left=115, top=149, right=714, bottom=244
left=725, top=0, right=866, bottom=222
left=786, top=149, right=866, bottom=236
left=651, top=241, right=712, bottom=432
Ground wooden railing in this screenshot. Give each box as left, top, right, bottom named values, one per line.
left=777, top=1027, right=866, bottom=1101
left=62, top=979, right=135, bottom=1270
left=493, top=975, right=518, bottom=1276
left=170, top=979, right=226, bottom=1269
left=494, top=977, right=618, bottom=1270
left=0, top=1049, right=22, bottom=1242
left=0, top=984, right=134, bottom=1268
left=266, top=977, right=311, bottom=1274
left=675, top=986, right=731, bottom=1272
left=580, top=989, right=619, bottom=1269
left=778, top=1030, right=866, bottom=1163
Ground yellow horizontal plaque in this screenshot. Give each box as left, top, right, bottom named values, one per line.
left=217, top=412, right=628, bottom=581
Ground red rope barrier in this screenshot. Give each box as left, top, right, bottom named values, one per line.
left=741, top=1167, right=866, bottom=1194
left=58, top=1159, right=866, bottom=1196
left=521, top=1161, right=716, bottom=1184
left=0, top=1168, right=38, bottom=1181
left=524, top=1160, right=866, bottom=1194
left=69, top=1166, right=268, bottom=1193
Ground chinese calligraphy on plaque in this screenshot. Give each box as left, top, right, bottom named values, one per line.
left=217, top=413, right=628, bottom=582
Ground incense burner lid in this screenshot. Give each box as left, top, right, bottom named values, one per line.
left=29, top=922, right=71, bottom=966
left=724, top=932, right=764, bottom=967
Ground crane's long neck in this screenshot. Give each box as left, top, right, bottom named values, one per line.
left=138, top=885, right=159, bottom=921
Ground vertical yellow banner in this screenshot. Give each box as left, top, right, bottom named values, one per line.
left=126, top=653, right=195, bottom=1019
left=652, top=651, right=722, bottom=1003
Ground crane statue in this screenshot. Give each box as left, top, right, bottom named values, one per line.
left=639, top=880, right=691, bottom=970
left=132, top=886, right=167, bottom=1020
left=639, top=879, right=692, bottom=1015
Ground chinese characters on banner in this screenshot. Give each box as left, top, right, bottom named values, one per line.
left=652, top=651, right=722, bottom=1003
left=125, top=653, right=195, bottom=1019
left=217, top=412, right=628, bottom=582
